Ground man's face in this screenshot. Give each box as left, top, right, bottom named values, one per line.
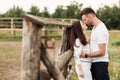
left=80, top=21, right=88, bottom=31
left=82, top=14, right=92, bottom=26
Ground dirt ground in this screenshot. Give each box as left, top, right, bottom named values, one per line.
left=0, top=41, right=61, bottom=80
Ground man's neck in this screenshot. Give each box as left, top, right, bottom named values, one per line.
left=92, top=17, right=101, bottom=28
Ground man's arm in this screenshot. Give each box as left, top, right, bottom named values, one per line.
left=80, top=43, right=106, bottom=58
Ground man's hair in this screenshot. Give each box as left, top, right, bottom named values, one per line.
left=80, top=8, right=95, bottom=16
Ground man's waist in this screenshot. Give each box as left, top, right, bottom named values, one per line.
left=91, top=57, right=109, bottom=62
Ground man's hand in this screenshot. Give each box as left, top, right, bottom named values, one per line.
left=80, top=51, right=86, bottom=58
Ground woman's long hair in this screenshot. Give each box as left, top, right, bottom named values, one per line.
left=70, top=21, right=87, bottom=49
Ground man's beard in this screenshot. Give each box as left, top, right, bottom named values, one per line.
left=86, top=22, right=93, bottom=27
left=86, top=24, right=93, bottom=27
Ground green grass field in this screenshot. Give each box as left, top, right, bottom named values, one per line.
left=0, top=30, right=120, bottom=80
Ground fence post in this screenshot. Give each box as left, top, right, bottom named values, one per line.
left=21, top=19, right=41, bottom=80
left=11, top=18, right=14, bottom=34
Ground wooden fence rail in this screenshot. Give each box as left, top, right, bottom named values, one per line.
left=0, top=18, right=23, bottom=33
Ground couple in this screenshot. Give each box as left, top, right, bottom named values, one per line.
left=70, top=8, right=109, bottom=80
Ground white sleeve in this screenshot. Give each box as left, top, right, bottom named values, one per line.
left=96, top=29, right=108, bottom=44
left=74, top=39, right=83, bottom=64
left=74, top=39, right=83, bottom=56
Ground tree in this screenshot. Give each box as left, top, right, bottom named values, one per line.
left=52, top=5, right=66, bottom=18
left=52, top=1, right=82, bottom=19
left=40, top=7, right=50, bottom=18
left=28, top=5, right=40, bottom=16
left=65, top=1, right=82, bottom=19
left=4, top=6, right=25, bottom=17
left=97, top=5, right=120, bottom=30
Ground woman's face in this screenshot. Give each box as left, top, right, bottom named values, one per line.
left=80, top=21, right=88, bottom=31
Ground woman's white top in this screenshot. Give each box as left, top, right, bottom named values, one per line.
left=74, top=38, right=91, bottom=64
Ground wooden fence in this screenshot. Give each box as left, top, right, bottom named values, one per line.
left=0, top=17, right=77, bottom=39
left=0, top=18, right=23, bottom=32
left=21, top=14, right=78, bottom=80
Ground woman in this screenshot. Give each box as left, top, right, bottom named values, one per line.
left=70, top=21, right=92, bottom=80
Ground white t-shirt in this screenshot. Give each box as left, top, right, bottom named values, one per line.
left=74, top=38, right=91, bottom=64
left=90, top=22, right=109, bottom=62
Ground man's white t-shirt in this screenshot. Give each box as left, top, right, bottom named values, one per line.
left=90, top=22, right=109, bottom=62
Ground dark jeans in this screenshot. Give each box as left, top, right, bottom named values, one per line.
left=91, top=62, right=110, bottom=80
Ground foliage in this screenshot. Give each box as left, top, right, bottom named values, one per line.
left=0, top=2, right=120, bottom=29
left=26, top=6, right=51, bottom=18
left=2, top=6, right=25, bottom=17
left=112, top=41, right=120, bottom=46
left=52, top=5, right=66, bottom=18
left=52, top=1, right=82, bottom=19
left=27, top=5, right=40, bottom=16
left=97, top=6, right=120, bottom=30
left=65, top=2, right=82, bottom=19
left=40, top=7, right=51, bottom=18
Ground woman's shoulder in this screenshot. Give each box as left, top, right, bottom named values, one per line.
left=75, top=38, right=82, bottom=46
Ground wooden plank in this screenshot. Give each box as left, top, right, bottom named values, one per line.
left=40, top=49, right=73, bottom=80
left=0, top=18, right=23, bottom=20
left=22, top=14, right=72, bottom=27
left=56, top=49, right=73, bottom=70
left=40, top=42, right=65, bottom=80
left=0, top=28, right=22, bottom=31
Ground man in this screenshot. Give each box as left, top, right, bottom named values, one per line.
left=80, top=8, right=109, bottom=80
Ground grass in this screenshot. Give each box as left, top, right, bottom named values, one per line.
left=108, top=37, right=120, bottom=80
left=0, top=30, right=22, bottom=41
left=0, top=30, right=120, bottom=80
left=0, top=42, right=21, bottom=80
